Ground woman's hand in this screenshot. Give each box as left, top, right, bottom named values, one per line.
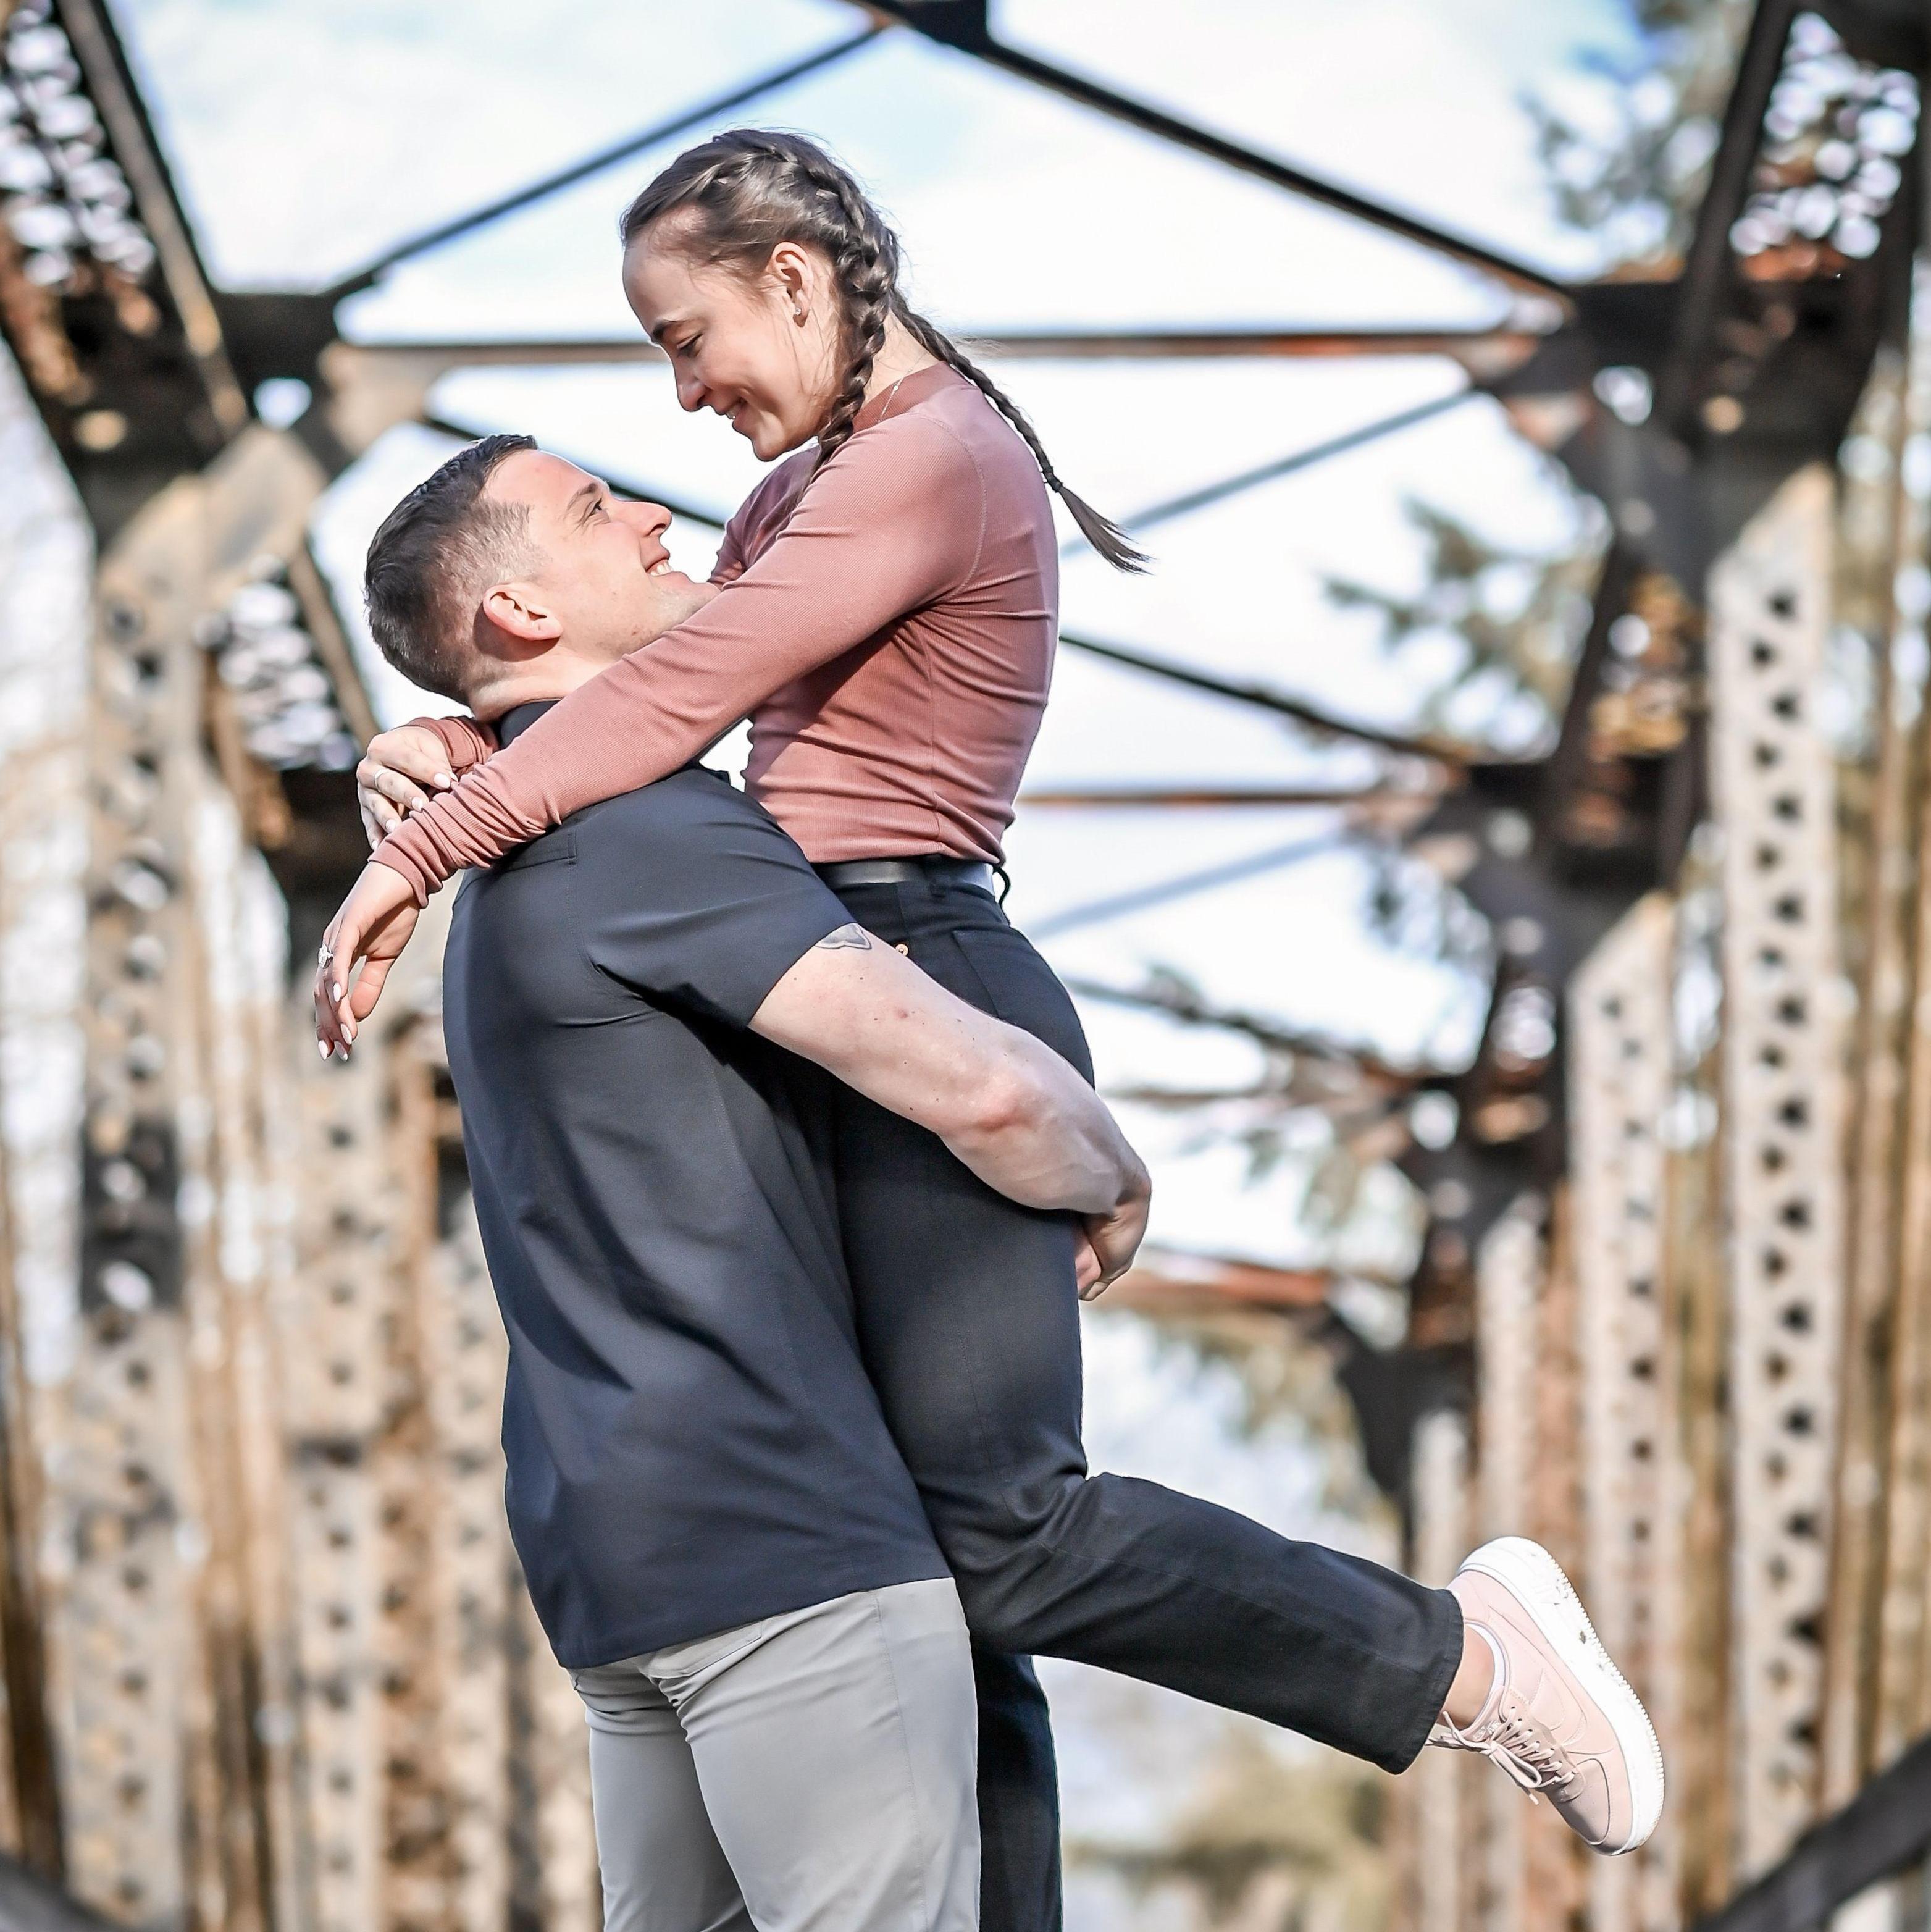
left=314, top=864, right=423, bottom=1058
left=356, top=725, right=456, bottom=847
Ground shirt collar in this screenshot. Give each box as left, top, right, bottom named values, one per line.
left=850, top=361, right=960, bottom=435
left=495, top=699, right=558, bottom=745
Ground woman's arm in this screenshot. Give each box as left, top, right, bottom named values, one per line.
left=357, top=488, right=762, bottom=839
left=708, top=492, right=750, bottom=584
left=356, top=715, right=498, bottom=843
left=371, top=410, right=986, bottom=902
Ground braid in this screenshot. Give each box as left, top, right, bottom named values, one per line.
left=784, top=146, right=897, bottom=472
left=895, top=302, right=1147, bottom=573
left=619, top=130, right=1147, bottom=571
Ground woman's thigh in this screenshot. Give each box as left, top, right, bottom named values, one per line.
left=836, top=1082, right=1087, bottom=1531
left=830, top=883, right=1094, bottom=1544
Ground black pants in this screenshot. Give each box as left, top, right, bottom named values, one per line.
left=828, top=868, right=1465, bottom=1932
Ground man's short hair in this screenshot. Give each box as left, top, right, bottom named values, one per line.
left=364, top=433, right=541, bottom=702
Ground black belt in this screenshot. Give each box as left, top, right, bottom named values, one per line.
left=816, top=856, right=999, bottom=896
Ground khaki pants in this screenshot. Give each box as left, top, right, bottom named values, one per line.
left=572, top=1578, right=979, bottom=1932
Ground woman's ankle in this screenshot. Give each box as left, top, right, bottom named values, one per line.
left=1441, top=1621, right=1500, bottom=1729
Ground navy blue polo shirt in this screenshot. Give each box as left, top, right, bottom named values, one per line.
left=441, top=702, right=945, bottom=1668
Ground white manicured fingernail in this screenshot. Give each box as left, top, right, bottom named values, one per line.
left=435, top=772, right=454, bottom=789
left=317, top=1040, right=329, bottom=1060
left=332, top=983, right=342, bottom=1001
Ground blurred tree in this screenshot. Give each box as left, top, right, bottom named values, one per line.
left=1324, top=494, right=1606, bottom=755
left=1528, top=0, right=1756, bottom=273
left=1068, top=1736, right=1393, bottom=1932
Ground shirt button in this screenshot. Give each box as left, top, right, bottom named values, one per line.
left=895, top=943, right=910, bottom=955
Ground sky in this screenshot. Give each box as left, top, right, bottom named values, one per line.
left=112, top=0, right=1651, bottom=294
left=105, top=0, right=1673, bottom=1272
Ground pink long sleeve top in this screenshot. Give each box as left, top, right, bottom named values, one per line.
left=372, top=363, right=1059, bottom=902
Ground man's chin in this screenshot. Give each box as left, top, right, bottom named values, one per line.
left=619, top=584, right=714, bottom=653
left=658, top=574, right=721, bottom=623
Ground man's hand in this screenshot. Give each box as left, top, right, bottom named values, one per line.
left=1076, top=1164, right=1150, bottom=1301
left=1073, top=1233, right=1105, bottom=1298
left=356, top=724, right=456, bottom=846
left=314, top=863, right=422, bottom=1058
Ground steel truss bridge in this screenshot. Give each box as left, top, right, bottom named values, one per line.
left=0, top=1, right=1927, bottom=1927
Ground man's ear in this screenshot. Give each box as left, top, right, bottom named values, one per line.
left=478, top=581, right=562, bottom=655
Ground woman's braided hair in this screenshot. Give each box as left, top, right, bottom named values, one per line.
left=619, top=129, right=1146, bottom=573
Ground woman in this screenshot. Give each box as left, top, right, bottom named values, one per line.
left=320, top=132, right=1659, bottom=1924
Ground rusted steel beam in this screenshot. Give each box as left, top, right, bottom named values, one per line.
left=0, top=1132, right=60, bottom=1883
left=53, top=0, right=244, bottom=434
left=1474, top=1200, right=1546, bottom=1927
left=330, top=327, right=1544, bottom=367
left=1652, top=0, right=1803, bottom=435
left=1058, top=633, right=1479, bottom=762
left=1820, top=337, right=1921, bottom=1808
left=1667, top=844, right=1735, bottom=1924
left=1062, top=975, right=1423, bottom=1089
left=1569, top=896, right=1681, bottom=1932
left=1027, top=831, right=1347, bottom=940
left=1706, top=466, right=1848, bottom=1878
left=1100, top=1246, right=1338, bottom=1317
left=1688, top=1730, right=1931, bottom=1932
left=1018, top=786, right=1435, bottom=808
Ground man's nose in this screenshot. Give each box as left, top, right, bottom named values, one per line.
left=618, top=500, right=672, bottom=539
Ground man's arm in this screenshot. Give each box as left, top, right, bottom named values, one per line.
left=752, top=924, right=1149, bottom=1287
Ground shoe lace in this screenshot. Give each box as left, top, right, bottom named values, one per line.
left=1430, top=1705, right=1578, bottom=1805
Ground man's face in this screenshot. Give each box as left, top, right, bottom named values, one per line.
left=485, top=450, right=711, bottom=661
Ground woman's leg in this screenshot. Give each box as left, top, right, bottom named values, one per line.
left=829, top=876, right=1466, bottom=1875
left=968, top=1648, right=1060, bottom=1932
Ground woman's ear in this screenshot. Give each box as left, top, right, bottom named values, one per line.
left=768, top=241, right=815, bottom=325
left=479, top=582, right=562, bottom=653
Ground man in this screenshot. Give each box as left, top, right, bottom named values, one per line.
left=353, top=437, right=1155, bottom=1932
left=340, top=436, right=1664, bottom=1930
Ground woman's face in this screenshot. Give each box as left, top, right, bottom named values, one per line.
left=625, top=230, right=842, bottom=462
